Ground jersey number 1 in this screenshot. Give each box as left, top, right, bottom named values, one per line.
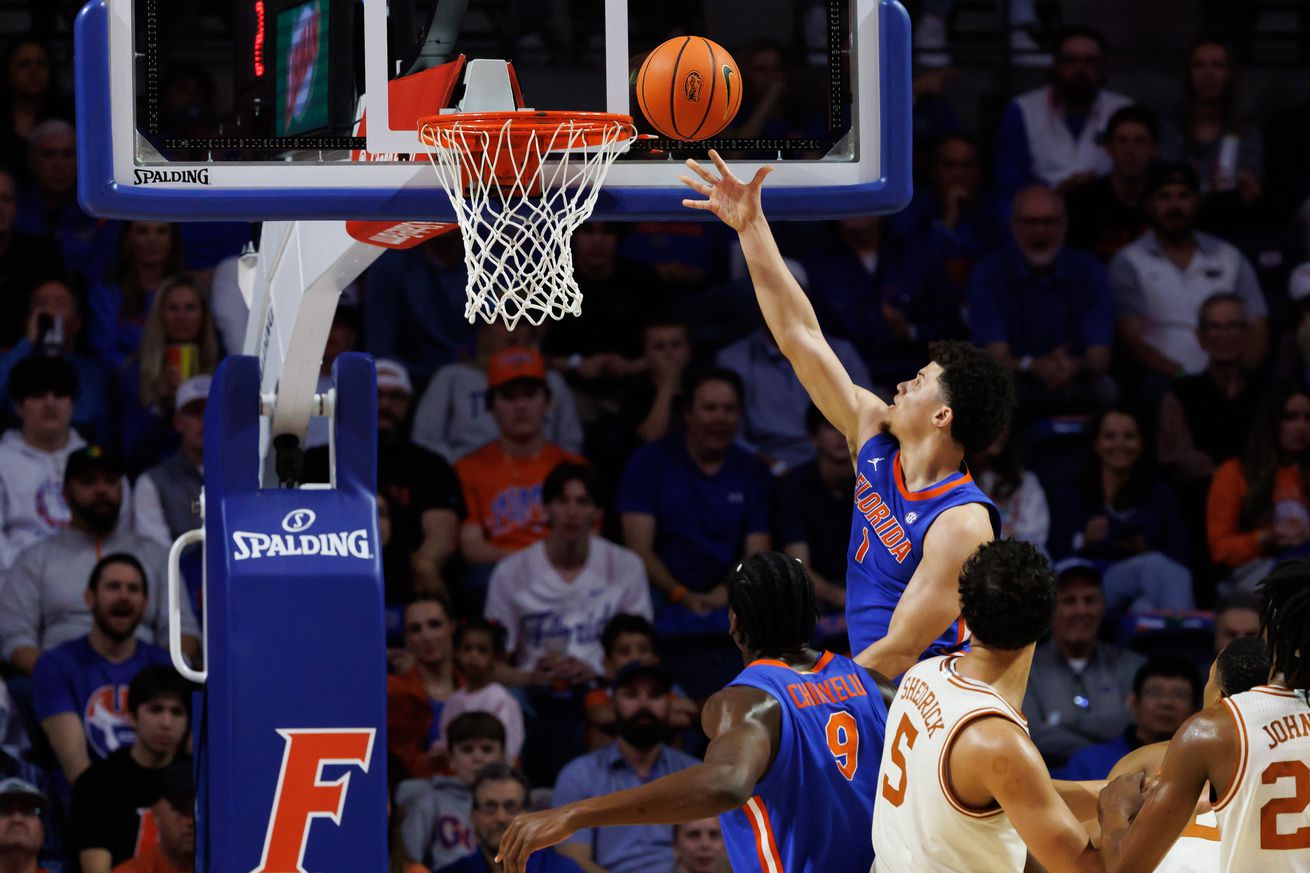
left=826, top=711, right=859, bottom=781
left=1261, top=760, right=1310, bottom=850
left=880, top=714, right=919, bottom=807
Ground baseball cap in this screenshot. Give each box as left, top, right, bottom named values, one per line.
left=8, top=353, right=78, bottom=401
left=375, top=359, right=413, bottom=395
left=1053, top=557, right=1102, bottom=587
left=64, top=445, right=125, bottom=483
left=486, top=348, right=546, bottom=391
left=175, top=375, right=211, bottom=411
left=158, top=761, right=194, bottom=814
left=0, top=777, right=45, bottom=808
left=1290, top=262, right=1310, bottom=303
left=613, top=661, right=672, bottom=693
left=1144, top=160, right=1200, bottom=198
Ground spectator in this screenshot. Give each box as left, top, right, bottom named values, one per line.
left=413, top=323, right=583, bottom=464
left=716, top=263, right=870, bottom=473
left=617, top=317, right=693, bottom=448
left=0, top=167, right=62, bottom=348
left=1280, top=263, right=1310, bottom=385
left=1163, top=40, right=1263, bottom=216
left=1055, top=659, right=1200, bottom=780
left=727, top=40, right=825, bottom=144
left=775, top=405, right=855, bottom=613
left=1066, top=105, right=1159, bottom=262
left=33, top=554, right=173, bottom=785
left=671, top=819, right=726, bottom=873
left=617, top=369, right=771, bottom=641
left=109, top=761, right=194, bottom=873
left=1022, top=561, right=1146, bottom=769
left=0, top=447, right=200, bottom=675
left=1212, top=592, right=1260, bottom=653
left=133, top=376, right=207, bottom=547
left=88, top=222, right=184, bottom=367
left=0, top=354, right=82, bottom=568
left=388, top=596, right=458, bottom=781
left=0, top=681, right=34, bottom=782
left=968, top=185, right=1116, bottom=422
left=116, top=275, right=220, bottom=474
left=995, top=26, right=1132, bottom=200
left=0, top=778, right=45, bottom=873
left=0, top=38, right=70, bottom=179
left=913, top=1, right=1045, bottom=68
left=1111, top=161, right=1268, bottom=386
left=583, top=615, right=697, bottom=749
left=966, top=424, right=1051, bottom=554
left=1207, top=383, right=1310, bottom=591
left=437, top=621, right=525, bottom=766
left=302, top=300, right=360, bottom=452
left=486, top=463, right=650, bottom=685
left=362, top=233, right=474, bottom=388
left=885, top=134, right=1005, bottom=346
left=70, top=666, right=192, bottom=873
left=551, top=663, right=697, bottom=873
left=0, top=277, right=111, bottom=443
left=15, top=120, right=110, bottom=283
left=398, top=712, right=507, bottom=872
left=1053, top=407, right=1193, bottom=613
left=454, top=348, right=586, bottom=570
left=436, top=764, right=584, bottom=873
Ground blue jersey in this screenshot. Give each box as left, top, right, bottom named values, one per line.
left=719, top=651, right=887, bottom=873
left=845, top=433, right=999, bottom=658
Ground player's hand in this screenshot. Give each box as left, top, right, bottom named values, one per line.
left=497, top=807, right=578, bottom=873
left=680, top=149, right=773, bottom=231
left=1098, top=771, right=1148, bottom=825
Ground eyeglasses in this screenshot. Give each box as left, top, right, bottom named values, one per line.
left=0, top=801, right=41, bottom=818
left=476, top=800, right=523, bottom=815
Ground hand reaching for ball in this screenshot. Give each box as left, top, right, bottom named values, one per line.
left=680, top=149, right=773, bottom=231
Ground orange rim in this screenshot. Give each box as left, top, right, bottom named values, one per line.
left=418, top=110, right=637, bottom=150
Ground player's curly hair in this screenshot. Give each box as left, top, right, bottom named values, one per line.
left=1216, top=636, right=1271, bottom=698
left=928, top=340, right=1014, bottom=454
left=958, top=539, right=1055, bottom=651
left=728, top=552, right=816, bottom=657
left=1258, top=559, right=1310, bottom=697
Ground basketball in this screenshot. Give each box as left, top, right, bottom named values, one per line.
left=635, top=36, right=743, bottom=141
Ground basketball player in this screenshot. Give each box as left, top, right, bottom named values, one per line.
left=871, top=538, right=1106, bottom=873
left=681, top=152, right=1013, bottom=679
left=1099, top=559, right=1310, bottom=871
left=1094, top=636, right=1271, bottom=873
left=495, top=552, right=892, bottom=873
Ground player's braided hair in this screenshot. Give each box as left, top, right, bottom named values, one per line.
left=727, top=552, right=817, bottom=657
left=1258, top=559, right=1310, bottom=699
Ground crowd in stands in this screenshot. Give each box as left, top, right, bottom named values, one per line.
left=0, top=14, right=1306, bottom=873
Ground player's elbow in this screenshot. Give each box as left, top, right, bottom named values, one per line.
left=703, top=763, right=755, bottom=810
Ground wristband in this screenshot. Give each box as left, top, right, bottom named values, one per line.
left=669, top=585, right=688, bottom=605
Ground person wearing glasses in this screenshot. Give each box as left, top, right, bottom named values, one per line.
left=437, top=765, right=582, bottom=873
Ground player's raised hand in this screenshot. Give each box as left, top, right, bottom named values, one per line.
left=680, top=149, right=773, bottom=231
left=497, top=806, right=577, bottom=873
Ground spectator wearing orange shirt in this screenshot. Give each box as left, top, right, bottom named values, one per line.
left=1207, top=383, right=1310, bottom=593
left=454, top=348, right=585, bottom=591
left=110, top=762, right=193, bottom=873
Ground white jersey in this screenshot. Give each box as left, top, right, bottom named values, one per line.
left=1156, top=810, right=1220, bottom=873
left=1214, top=685, right=1310, bottom=872
left=871, top=654, right=1028, bottom=873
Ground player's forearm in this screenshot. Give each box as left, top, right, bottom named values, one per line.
left=854, top=637, right=919, bottom=680
left=1051, top=780, right=1105, bottom=822
left=563, top=762, right=753, bottom=831
left=737, top=217, right=823, bottom=343
left=1097, top=810, right=1134, bottom=873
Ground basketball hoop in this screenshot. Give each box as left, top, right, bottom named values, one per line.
left=418, top=111, right=638, bottom=329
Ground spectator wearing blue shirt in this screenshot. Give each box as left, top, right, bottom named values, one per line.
left=437, top=764, right=583, bottom=873
left=617, top=369, right=771, bottom=642
left=969, top=185, right=1117, bottom=423
left=550, top=664, right=698, bottom=873
left=993, top=27, right=1132, bottom=202
left=33, top=553, right=172, bottom=786
left=1055, top=659, right=1199, bottom=780
left=87, top=221, right=184, bottom=368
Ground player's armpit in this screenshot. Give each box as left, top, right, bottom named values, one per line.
left=855, top=504, right=992, bottom=678
left=957, top=718, right=1102, bottom=873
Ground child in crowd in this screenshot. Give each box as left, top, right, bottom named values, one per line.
left=583, top=614, right=698, bottom=748
left=438, top=620, right=525, bottom=765
left=396, top=711, right=507, bottom=872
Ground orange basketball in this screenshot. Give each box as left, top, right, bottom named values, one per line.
left=635, top=36, right=743, bottom=141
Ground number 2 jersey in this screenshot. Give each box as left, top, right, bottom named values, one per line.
left=1213, top=684, right=1310, bottom=871
left=846, top=433, right=999, bottom=658
left=718, top=651, right=888, bottom=873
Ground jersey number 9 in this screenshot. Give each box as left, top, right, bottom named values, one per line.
left=826, top=711, right=860, bottom=781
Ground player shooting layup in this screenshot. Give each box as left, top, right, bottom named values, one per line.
left=681, top=152, right=1013, bottom=678
left=495, top=553, right=892, bottom=873
left=1099, top=559, right=1310, bottom=872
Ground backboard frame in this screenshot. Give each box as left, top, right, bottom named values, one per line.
left=75, top=0, right=913, bottom=222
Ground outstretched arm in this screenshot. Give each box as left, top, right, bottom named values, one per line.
left=496, top=685, right=780, bottom=873
left=681, top=151, right=886, bottom=451
left=855, top=504, right=993, bottom=678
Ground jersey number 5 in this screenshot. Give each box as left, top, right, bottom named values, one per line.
left=826, top=711, right=859, bottom=781
left=1261, top=760, right=1310, bottom=850
left=880, top=714, right=918, bottom=808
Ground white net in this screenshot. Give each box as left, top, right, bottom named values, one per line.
left=419, top=112, right=637, bottom=329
